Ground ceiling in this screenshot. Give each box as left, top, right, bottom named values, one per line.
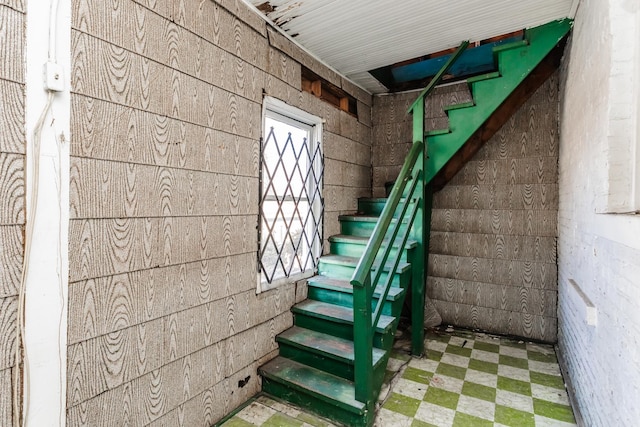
left=244, top=0, right=578, bottom=93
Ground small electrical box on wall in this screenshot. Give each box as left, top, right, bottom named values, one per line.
left=44, top=61, right=64, bottom=92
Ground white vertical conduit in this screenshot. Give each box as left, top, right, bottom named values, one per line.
left=13, top=0, right=61, bottom=425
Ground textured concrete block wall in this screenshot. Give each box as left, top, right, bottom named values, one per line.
left=429, top=75, right=560, bottom=342
left=0, top=1, right=25, bottom=425
left=67, top=0, right=371, bottom=425
left=557, top=0, right=640, bottom=424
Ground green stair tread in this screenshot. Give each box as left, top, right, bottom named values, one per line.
left=358, top=197, right=388, bottom=203
left=277, top=326, right=386, bottom=366
left=293, top=300, right=395, bottom=333
left=443, top=101, right=475, bottom=111
left=492, top=39, right=529, bottom=54
left=339, top=214, right=381, bottom=223
left=319, top=254, right=412, bottom=274
left=467, top=71, right=501, bottom=84
left=328, top=234, right=418, bottom=249
left=307, top=275, right=405, bottom=301
left=425, top=128, right=450, bottom=136
left=260, top=356, right=366, bottom=414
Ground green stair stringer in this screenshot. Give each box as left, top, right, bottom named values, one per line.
left=424, top=19, right=572, bottom=184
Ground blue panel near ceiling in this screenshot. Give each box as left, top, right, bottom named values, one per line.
left=391, top=36, right=523, bottom=83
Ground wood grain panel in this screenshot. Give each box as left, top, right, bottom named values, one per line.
left=0, top=153, right=24, bottom=225
left=0, top=0, right=24, bottom=11
left=69, top=215, right=256, bottom=282
left=0, top=6, right=23, bottom=83
left=71, top=32, right=261, bottom=139
left=429, top=231, right=557, bottom=263
left=0, top=225, right=22, bottom=297
left=473, top=126, right=558, bottom=161
left=174, top=0, right=268, bottom=71
left=447, top=157, right=558, bottom=186
left=372, top=122, right=412, bottom=148
left=429, top=254, right=557, bottom=290
left=267, top=47, right=301, bottom=90
left=428, top=277, right=557, bottom=317
left=0, top=80, right=25, bottom=154
left=372, top=141, right=412, bottom=167
left=431, top=208, right=557, bottom=236
left=433, top=184, right=558, bottom=210
left=67, top=317, right=164, bottom=407
left=0, top=296, right=17, bottom=370
left=74, top=1, right=265, bottom=104
left=69, top=158, right=257, bottom=218
left=433, top=300, right=557, bottom=342
left=68, top=253, right=257, bottom=343
left=0, top=368, right=13, bottom=426
left=71, top=95, right=259, bottom=176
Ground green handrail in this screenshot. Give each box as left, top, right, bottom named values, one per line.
left=407, top=41, right=469, bottom=113
left=350, top=40, right=469, bottom=407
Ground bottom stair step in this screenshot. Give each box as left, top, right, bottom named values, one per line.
left=277, top=326, right=386, bottom=380
left=260, top=356, right=372, bottom=426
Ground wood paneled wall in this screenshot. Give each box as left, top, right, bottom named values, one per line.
left=67, top=0, right=371, bottom=425
left=430, top=74, right=559, bottom=342
left=0, top=1, right=25, bottom=425
left=372, top=76, right=559, bottom=342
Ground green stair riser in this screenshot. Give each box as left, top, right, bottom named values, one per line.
left=293, top=314, right=396, bottom=350
left=277, top=345, right=387, bottom=382
left=357, top=198, right=387, bottom=216
left=329, top=240, right=410, bottom=261
left=424, top=19, right=571, bottom=184
left=318, top=262, right=410, bottom=287
left=340, top=219, right=408, bottom=238
left=261, top=382, right=372, bottom=427
left=307, top=286, right=403, bottom=317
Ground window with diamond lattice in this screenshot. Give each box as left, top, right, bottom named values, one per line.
left=258, top=98, right=324, bottom=292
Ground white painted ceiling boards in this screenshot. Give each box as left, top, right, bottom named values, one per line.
left=245, top=0, right=577, bottom=93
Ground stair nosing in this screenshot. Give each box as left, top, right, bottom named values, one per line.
left=292, top=300, right=395, bottom=333
left=307, top=276, right=405, bottom=301
left=260, top=356, right=366, bottom=414
left=276, top=326, right=386, bottom=367
left=319, top=254, right=412, bottom=274
left=328, top=234, right=418, bottom=249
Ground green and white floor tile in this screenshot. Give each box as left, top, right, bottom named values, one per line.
left=220, top=327, right=577, bottom=427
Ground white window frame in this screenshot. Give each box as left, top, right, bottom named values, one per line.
left=257, top=97, right=324, bottom=293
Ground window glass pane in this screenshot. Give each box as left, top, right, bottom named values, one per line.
left=259, top=108, right=323, bottom=288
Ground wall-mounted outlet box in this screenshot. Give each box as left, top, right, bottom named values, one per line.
left=44, top=61, right=64, bottom=92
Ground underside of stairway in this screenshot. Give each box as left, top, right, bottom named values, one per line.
left=258, top=19, right=572, bottom=427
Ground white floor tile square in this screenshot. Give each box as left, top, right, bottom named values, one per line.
left=499, top=345, right=528, bottom=359
left=470, top=348, right=500, bottom=363
left=440, top=352, right=471, bottom=368
left=531, top=383, right=571, bottom=405
left=456, top=394, right=496, bottom=421
left=464, top=369, right=498, bottom=388
left=394, top=377, right=428, bottom=400
left=496, top=389, right=534, bottom=413
left=429, top=374, right=464, bottom=393
left=414, top=401, right=456, bottom=427
left=498, top=364, right=530, bottom=382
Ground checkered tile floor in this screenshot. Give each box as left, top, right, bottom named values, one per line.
left=220, top=328, right=576, bottom=427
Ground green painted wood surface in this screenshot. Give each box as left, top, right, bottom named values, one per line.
left=424, top=19, right=572, bottom=184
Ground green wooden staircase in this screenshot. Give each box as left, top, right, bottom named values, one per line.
left=258, top=19, right=571, bottom=427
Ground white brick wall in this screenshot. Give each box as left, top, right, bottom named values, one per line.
left=558, top=0, right=640, bottom=425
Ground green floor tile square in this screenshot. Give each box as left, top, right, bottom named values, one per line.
left=423, top=386, right=460, bottom=410
left=498, top=376, right=532, bottom=396
left=530, top=371, right=565, bottom=389
left=427, top=333, right=451, bottom=343
left=222, top=417, right=255, bottom=427
left=452, top=411, right=494, bottom=427
left=411, top=419, right=438, bottom=427
left=495, top=405, right=535, bottom=427
left=533, top=398, right=575, bottom=423
left=383, top=392, right=421, bottom=418
left=403, top=366, right=434, bottom=385
left=263, top=412, right=303, bottom=427
left=500, top=339, right=527, bottom=349
left=436, top=362, right=467, bottom=380
left=468, top=358, right=499, bottom=375
left=461, top=381, right=497, bottom=402
left=296, top=412, right=329, bottom=427
left=473, top=341, right=499, bottom=353
left=499, top=354, right=529, bottom=370
left=527, top=350, right=557, bottom=363
left=426, top=350, right=443, bottom=362
left=446, top=344, right=472, bottom=358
